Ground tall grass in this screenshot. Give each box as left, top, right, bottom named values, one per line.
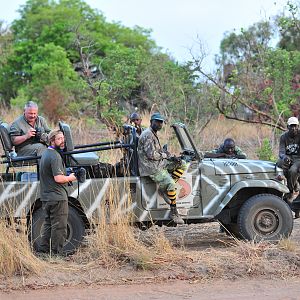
left=76, top=156, right=174, bottom=270
left=0, top=218, right=46, bottom=276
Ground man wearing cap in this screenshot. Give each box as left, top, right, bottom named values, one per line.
left=277, top=116, right=300, bottom=208
left=38, top=129, right=77, bottom=255
left=129, top=112, right=144, bottom=137
left=137, top=112, right=187, bottom=225
left=204, top=138, right=247, bottom=159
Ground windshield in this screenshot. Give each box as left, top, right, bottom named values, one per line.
left=172, top=123, right=195, bottom=152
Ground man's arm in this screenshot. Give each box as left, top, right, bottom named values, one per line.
left=278, top=134, right=287, bottom=159
left=10, top=122, right=36, bottom=146
left=204, top=146, right=228, bottom=158
left=204, top=152, right=226, bottom=158
left=54, top=173, right=77, bottom=184
left=50, top=154, right=77, bottom=184
left=235, top=146, right=247, bottom=159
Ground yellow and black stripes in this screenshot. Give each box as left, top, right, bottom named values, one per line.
left=167, top=190, right=177, bottom=205
left=172, top=168, right=184, bottom=181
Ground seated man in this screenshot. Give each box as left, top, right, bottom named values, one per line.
left=277, top=116, right=300, bottom=206
left=204, top=138, right=247, bottom=159
left=138, top=112, right=187, bottom=225
left=10, top=101, right=51, bottom=157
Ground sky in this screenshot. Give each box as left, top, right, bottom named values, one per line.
left=0, top=0, right=289, bottom=70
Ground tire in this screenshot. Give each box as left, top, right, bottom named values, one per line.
left=237, top=194, right=293, bottom=241
left=29, top=205, right=85, bottom=254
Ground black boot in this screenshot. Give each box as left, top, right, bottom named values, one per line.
left=170, top=206, right=184, bottom=225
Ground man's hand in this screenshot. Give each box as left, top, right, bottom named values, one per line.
left=168, top=155, right=182, bottom=164
left=283, top=155, right=292, bottom=164
left=25, top=128, right=36, bottom=139
left=161, top=152, right=168, bottom=159
left=68, top=173, right=77, bottom=182
left=54, top=173, right=77, bottom=184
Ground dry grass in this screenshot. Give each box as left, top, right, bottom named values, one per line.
left=74, top=180, right=175, bottom=271
left=194, top=116, right=277, bottom=159
left=0, top=219, right=46, bottom=277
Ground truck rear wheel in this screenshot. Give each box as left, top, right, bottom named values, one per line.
left=237, top=194, right=293, bottom=241
left=29, top=205, right=85, bottom=254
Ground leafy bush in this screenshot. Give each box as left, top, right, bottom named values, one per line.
left=256, top=138, right=276, bottom=162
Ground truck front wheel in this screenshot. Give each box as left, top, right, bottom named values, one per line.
left=237, top=194, right=293, bottom=241
left=29, top=205, right=85, bottom=254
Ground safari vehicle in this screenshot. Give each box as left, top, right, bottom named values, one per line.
left=0, top=121, right=294, bottom=253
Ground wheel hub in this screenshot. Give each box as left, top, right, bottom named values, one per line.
left=254, top=210, right=279, bottom=234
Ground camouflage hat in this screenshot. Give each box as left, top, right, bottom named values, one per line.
left=150, top=112, right=165, bottom=122
left=130, top=112, right=141, bottom=121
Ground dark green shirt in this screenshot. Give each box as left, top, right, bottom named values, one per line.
left=39, top=148, right=68, bottom=201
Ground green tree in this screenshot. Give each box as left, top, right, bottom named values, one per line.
left=277, top=1, right=300, bottom=52
left=191, top=16, right=300, bottom=131
left=0, top=0, right=198, bottom=127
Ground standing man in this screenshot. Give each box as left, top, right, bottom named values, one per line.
left=129, top=112, right=144, bottom=137
left=10, top=101, right=50, bottom=156
left=204, top=138, right=247, bottom=159
left=277, top=116, right=300, bottom=203
left=138, top=112, right=187, bottom=225
left=38, top=129, right=77, bottom=255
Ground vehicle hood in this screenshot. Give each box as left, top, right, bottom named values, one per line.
left=203, top=158, right=277, bottom=175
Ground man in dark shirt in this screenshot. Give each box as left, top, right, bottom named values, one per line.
left=277, top=116, right=300, bottom=204
left=38, top=129, right=77, bottom=255
left=10, top=101, right=50, bottom=156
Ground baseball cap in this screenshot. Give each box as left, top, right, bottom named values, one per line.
left=130, top=112, right=141, bottom=120
left=150, top=112, right=165, bottom=122
left=287, top=117, right=299, bottom=126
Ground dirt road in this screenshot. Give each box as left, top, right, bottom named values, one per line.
left=1, top=278, right=300, bottom=300
left=1, top=220, right=299, bottom=299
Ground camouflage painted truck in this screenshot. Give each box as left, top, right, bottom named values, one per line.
left=0, top=121, right=295, bottom=253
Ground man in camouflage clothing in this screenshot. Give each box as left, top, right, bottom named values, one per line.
left=138, top=112, right=187, bottom=225
left=204, top=138, right=247, bottom=159
left=10, top=101, right=51, bottom=157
